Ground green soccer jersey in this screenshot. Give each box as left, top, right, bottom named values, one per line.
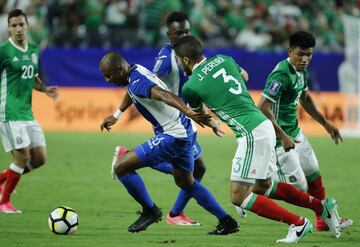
left=182, top=54, right=267, bottom=138
left=262, top=58, right=308, bottom=147
left=0, top=39, right=39, bottom=121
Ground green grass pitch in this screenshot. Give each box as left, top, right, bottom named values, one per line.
left=0, top=132, right=359, bottom=247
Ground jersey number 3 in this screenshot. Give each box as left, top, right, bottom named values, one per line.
left=21, top=65, right=34, bottom=79
left=212, top=68, right=242, bottom=95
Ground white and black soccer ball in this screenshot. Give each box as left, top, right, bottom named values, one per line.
left=48, top=206, right=79, bottom=235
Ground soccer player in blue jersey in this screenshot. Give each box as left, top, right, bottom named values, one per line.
left=152, top=11, right=208, bottom=225
left=99, top=51, right=239, bottom=234
left=103, top=12, right=214, bottom=226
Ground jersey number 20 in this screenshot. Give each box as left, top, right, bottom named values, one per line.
left=21, top=65, right=34, bottom=79
left=212, top=68, right=242, bottom=95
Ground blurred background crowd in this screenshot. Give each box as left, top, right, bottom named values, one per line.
left=0, top=0, right=360, bottom=52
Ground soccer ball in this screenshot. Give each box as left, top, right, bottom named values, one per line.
left=48, top=206, right=79, bottom=235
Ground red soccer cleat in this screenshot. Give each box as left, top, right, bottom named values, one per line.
left=116, top=146, right=129, bottom=158
left=0, top=201, right=21, bottom=214
left=166, top=212, right=200, bottom=226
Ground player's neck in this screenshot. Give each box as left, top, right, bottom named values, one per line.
left=10, top=37, right=27, bottom=50
left=192, top=56, right=207, bottom=71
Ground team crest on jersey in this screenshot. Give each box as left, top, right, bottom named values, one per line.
left=16, top=137, right=23, bottom=144
left=31, top=53, right=38, bottom=64
left=268, top=80, right=281, bottom=96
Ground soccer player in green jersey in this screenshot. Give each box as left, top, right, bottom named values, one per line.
left=258, top=31, right=353, bottom=231
left=0, top=9, right=59, bottom=213
left=175, top=35, right=342, bottom=243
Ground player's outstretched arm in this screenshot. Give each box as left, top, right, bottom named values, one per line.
left=101, top=92, right=133, bottom=132
left=150, top=85, right=210, bottom=127
left=194, top=104, right=224, bottom=137
left=34, top=76, right=59, bottom=100
left=300, top=91, right=343, bottom=144
left=258, top=95, right=298, bottom=151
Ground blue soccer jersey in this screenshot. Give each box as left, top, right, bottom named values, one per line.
left=127, top=64, right=193, bottom=139
left=153, top=44, right=188, bottom=101
left=152, top=43, right=202, bottom=160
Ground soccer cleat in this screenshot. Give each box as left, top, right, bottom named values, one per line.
left=235, top=206, right=247, bottom=218
left=320, top=198, right=341, bottom=239
left=316, top=216, right=353, bottom=231
left=0, top=201, right=22, bottom=214
left=339, top=218, right=354, bottom=230
left=276, top=218, right=313, bottom=243
left=128, top=205, right=162, bottom=233
left=208, top=215, right=239, bottom=235
left=166, top=212, right=201, bottom=226
left=111, top=146, right=129, bottom=179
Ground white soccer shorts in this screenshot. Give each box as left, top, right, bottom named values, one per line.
left=0, top=120, right=46, bottom=152
left=230, top=119, right=277, bottom=184
left=274, top=129, right=319, bottom=191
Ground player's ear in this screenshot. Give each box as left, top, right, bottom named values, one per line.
left=183, top=56, right=190, bottom=66
left=287, top=48, right=292, bottom=56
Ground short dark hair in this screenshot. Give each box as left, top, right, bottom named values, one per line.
left=166, top=12, right=188, bottom=27
left=174, top=35, right=203, bottom=61
left=100, top=51, right=125, bottom=69
left=8, top=9, right=28, bottom=24
left=289, top=31, right=316, bottom=49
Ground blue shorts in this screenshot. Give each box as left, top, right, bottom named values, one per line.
left=134, top=133, right=196, bottom=173
left=193, top=138, right=202, bottom=160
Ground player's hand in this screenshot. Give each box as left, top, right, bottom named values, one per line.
left=45, top=86, right=59, bottom=100
left=185, top=108, right=211, bottom=128
left=325, top=122, right=343, bottom=144
left=101, top=116, right=118, bottom=132
left=212, top=127, right=225, bottom=137
left=280, top=133, right=299, bottom=152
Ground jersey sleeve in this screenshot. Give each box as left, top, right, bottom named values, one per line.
left=129, top=75, right=155, bottom=99
left=182, top=83, right=202, bottom=109
left=152, top=47, right=172, bottom=78
left=262, top=72, right=288, bottom=103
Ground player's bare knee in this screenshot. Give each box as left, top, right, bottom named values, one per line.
left=113, top=161, right=126, bottom=176
left=14, top=154, right=31, bottom=167
left=231, top=191, right=250, bottom=206
left=231, top=181, right=252, bottom=206
left=174, top=178, right=192, bottom=190
left=173, top=172, right=194, bottom=190
left=253, top=179, right=271, bottom=195
left=31, top=156, right=47, bottom=168
left=193, top=158, right=206, bottom=179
